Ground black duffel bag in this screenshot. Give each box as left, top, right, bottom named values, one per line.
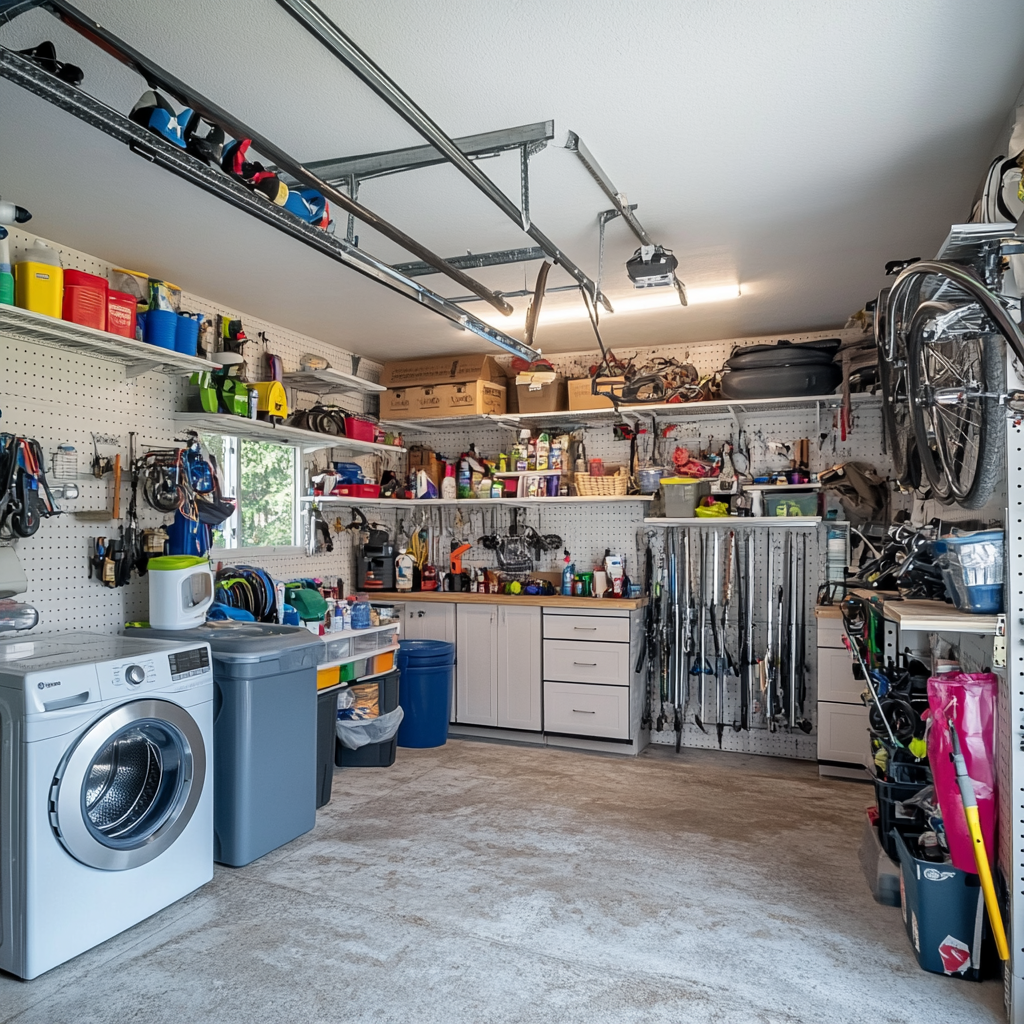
left=724, top=337, right=841, bottom=371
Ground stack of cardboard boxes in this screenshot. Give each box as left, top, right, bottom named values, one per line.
left=379, top=354, right=508, bottom=420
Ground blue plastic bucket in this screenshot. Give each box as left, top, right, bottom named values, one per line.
left=396, top=639, right=454, bottom=748
left=141, top=308, right=178, bottom=350
left=175, top=313, right=200, bottom=355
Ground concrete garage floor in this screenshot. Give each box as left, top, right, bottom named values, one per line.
left=0, top=740, right=1006, bottom=1024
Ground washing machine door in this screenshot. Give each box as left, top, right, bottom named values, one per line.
left=50, top=698, right=206, bottom=871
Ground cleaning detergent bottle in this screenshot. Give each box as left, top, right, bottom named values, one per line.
left=441, top=462, right=457, bottom=500
left=562, top=550, right=575, bottom=596
left=395, top=547, right=414, bottom=591
left=15, top=238, right=62, bottom=318
left=0, top=229, right=13, bottom=305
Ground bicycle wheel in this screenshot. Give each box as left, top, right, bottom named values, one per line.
left=907, top=300, right=1004, bottom=508
left=878, top=284, right=921, bottom=489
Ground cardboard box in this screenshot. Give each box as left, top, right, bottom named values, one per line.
left=380, top=354, right=506, bottom=388
left=408, top=446, right=446, bottom=490
left=516, top=374, right=567, bottom=413
left=568, top=376, right=622, bottom=410
left=379, top=380, right=506, bottom=420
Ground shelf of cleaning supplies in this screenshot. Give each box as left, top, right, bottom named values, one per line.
left=301, top=495, right=654, bottom=506
left=644, top=516, right=821, bottom=527
left=173, top=412, right=406, bottom=455
left=281, top=368, right=386, bottom=396
left=0, top=305, right=221, bottom=377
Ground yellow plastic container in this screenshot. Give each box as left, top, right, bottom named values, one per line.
left=317, top=665, right=340, bottom=690
left=249, top=380, right=288, bottom=420
left=15, top=239, right=63, bottom=318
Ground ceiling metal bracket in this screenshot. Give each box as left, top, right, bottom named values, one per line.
left=274, top=0, right=613, bottom=313
left=22, top=0, right=514, bottom=316
left=395, top=246, right=547, bottom=278
left=567, top=129, right=687, bottom=306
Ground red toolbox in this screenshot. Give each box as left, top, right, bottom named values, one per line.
left=62, top=269, right=108, bottom=331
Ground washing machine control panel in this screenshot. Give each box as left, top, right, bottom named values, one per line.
left=167, top=646, right=210, bottom=681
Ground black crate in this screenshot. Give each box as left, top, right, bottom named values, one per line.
left=337, top=735, right=398, bottom=768
left=335, top=669, right=401, bottom=769
left=875, top=777, right=927, bottom=860
left=316, top=689, right=337, bottom=808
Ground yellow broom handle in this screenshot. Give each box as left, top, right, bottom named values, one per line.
left=965, top=805, right=1010, bottom=961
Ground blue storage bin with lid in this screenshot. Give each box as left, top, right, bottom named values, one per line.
left=931, top=530, right=1003, bottom=614
left=396, top=639, right=454, bottom=748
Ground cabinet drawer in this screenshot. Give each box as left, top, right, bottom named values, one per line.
left=543, top=639, right=630, bottom=685
left=544, top=681, right=629, bottom=739
left=817, top=700, right=871, bottom=768
left=816, top=617, right=848, bottom=650
left=817, top=647, right=862, bottom=703
left=543, top=613, right=629, bottom=643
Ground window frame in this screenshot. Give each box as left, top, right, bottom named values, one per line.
left=201, top=432, right=303, bottom=555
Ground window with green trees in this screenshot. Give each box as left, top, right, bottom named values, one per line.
left=200, top=434, right=297, bottom=549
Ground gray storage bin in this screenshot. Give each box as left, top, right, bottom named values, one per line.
left=126, top=622, right=323, bottom=866
left=661, top=478, right=711, bottom=518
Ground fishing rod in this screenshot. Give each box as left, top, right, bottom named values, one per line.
left=676, top=528, right=691, bottom=751
left=694, top=529, right=708, bottom=733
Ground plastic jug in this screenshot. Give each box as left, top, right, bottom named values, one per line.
left=147, top=555, right=214, bottom=629
left=15, top=239, right=63, bottom=318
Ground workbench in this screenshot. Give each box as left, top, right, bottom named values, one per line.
left=373, top=591, right=646, bottom=611
left=373, top=594, right=649, bottom=756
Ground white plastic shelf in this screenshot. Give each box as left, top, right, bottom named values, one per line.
left=380, top=393, right=880, bottom=432
left=0, top=305, right=221, bottom=377
left=302, top=494, right=654, bottom=506
left=644, top=516, right=821, bottom=527
left=281, top=368, right=385, bottom=395
left=173, top=412, right=406, bottom=455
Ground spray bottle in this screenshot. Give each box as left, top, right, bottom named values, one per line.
left=561, top=549, right=575, bottom=596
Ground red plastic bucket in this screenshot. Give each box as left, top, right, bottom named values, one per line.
left=62, top=269, right=107, bottom=330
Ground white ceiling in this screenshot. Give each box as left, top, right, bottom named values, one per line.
left=2, top=0, right=1023, bottom=360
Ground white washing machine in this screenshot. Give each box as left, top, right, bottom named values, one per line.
left=0, top=632, right=214, bottom=980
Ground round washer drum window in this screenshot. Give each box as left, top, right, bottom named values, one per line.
left=82, top=720, right=187, bottom=848
left=51, top=698, right=206, bottom=871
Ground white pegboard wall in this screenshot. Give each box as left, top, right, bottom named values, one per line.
left=1, top=228, right=375, bottom=633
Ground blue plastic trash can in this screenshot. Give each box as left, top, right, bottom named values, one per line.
left=396, top=639, right=454, bottom=748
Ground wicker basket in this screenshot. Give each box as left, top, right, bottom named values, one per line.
left=574, top=470, right=629, bottom=496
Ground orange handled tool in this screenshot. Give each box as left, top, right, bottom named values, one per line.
left=449, top=542, right=471, bottom=575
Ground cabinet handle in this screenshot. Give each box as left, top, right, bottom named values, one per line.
left=417, top=611, right=425, bottom=617
left=573, top=662, right=597, bottom=667
left=573, top=626, right=598, bottom=631
left=571, top=709, right=596, bottom=714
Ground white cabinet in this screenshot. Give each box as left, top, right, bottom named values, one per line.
left=544, top=682, right=630, bottom=739
left=404, top=602, right=457, bottom=722
left=456, top=604, right=498, bottom=726
left=456, top=604, right=542, bottom=731
left=815, top=610, right=870, bottom=776
left=403, top=602, right=456, bottom=644
left=496, top=605, right=542, bottom=732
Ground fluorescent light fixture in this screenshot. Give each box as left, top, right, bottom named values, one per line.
left=479, top=283, right=740, bottom=330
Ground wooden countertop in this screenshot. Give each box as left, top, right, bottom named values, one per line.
left=370, top=591, right=646, bottom=610
left=816, top=592, right=999, bottom=634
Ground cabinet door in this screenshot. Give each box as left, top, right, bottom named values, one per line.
left=496, top=605, right=542, bottom=731
left=405, top=603, right=457, bottom=720
left=404, top=602, right=456, bottom=643
left=456, top=604, right=498, bottom=726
